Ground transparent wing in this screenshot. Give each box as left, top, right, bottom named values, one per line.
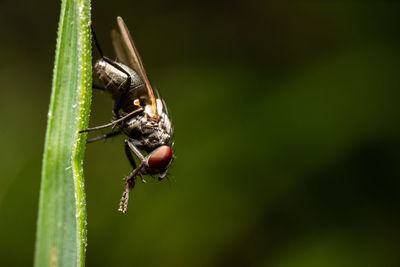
left=111, top=29, right=130, bottom=67
left=112, top=16, right=159, bottom=120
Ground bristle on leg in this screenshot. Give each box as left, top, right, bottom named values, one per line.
left=118, top=172, right=137, bottom=213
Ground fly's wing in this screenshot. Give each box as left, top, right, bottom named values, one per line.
left=111, top=29, right=130, bottom=67
left=111, top=16, right=159, bottom=120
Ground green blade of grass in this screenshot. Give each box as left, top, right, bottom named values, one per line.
left=34, top=0, right=91, bottom=266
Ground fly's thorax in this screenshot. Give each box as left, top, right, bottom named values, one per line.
left=121, top=99, right=173, bottom=151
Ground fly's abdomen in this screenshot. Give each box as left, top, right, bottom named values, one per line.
left=94, top=59, right=143, bottom=103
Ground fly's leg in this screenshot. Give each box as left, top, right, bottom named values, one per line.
left=86, top=130, right=122, bottom=144
left=124, top=139, right=137, bottom=169
left=126, top=139, right=148, bottom=184
left=158, top=169, right=169, bottom=181
left=78, top=107, right=143, bottom=133
left=124, top=140, right=147, bottom=184
left=111, top=81, right=130, bottom=119
left=119, top=175, right=136, bottom=214
left=93, top=84, right=106, bottom=91
left=91, top=22, right=104, bottom=58
left=119, top=161, right=145, bottom=213
left=119, top=139, right=147, bottom=213
left=139, top=173, right=147, bottom=184
left=126, top=139, right=146, bottom=161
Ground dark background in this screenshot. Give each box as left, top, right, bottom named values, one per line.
left=1, top=1, right=400, bottom=266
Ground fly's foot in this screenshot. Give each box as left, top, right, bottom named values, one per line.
left=158, top=169, right=168, bottom=181
left=118, top=171, right=137, bottom=213
left=139, top=174, right=147, bottom=184
left=118, top=182, right=130, bottom=213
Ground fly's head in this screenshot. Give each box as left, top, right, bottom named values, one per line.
left=138, top=99, right=174, bottom=179
left=142, top=145, right=173, bottom=180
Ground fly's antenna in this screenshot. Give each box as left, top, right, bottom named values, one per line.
left=90, top=22, right=104, bottom=58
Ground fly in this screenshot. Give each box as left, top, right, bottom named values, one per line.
left=79, top=17, right=174, bottom=213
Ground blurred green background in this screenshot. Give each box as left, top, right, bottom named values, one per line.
left=1, top=1, right=400, bottom=266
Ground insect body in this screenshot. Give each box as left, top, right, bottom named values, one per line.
left=80, top=17, right=174, bottom=213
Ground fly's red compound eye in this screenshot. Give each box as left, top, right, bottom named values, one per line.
left=148, top=146, right=172, bottom=170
